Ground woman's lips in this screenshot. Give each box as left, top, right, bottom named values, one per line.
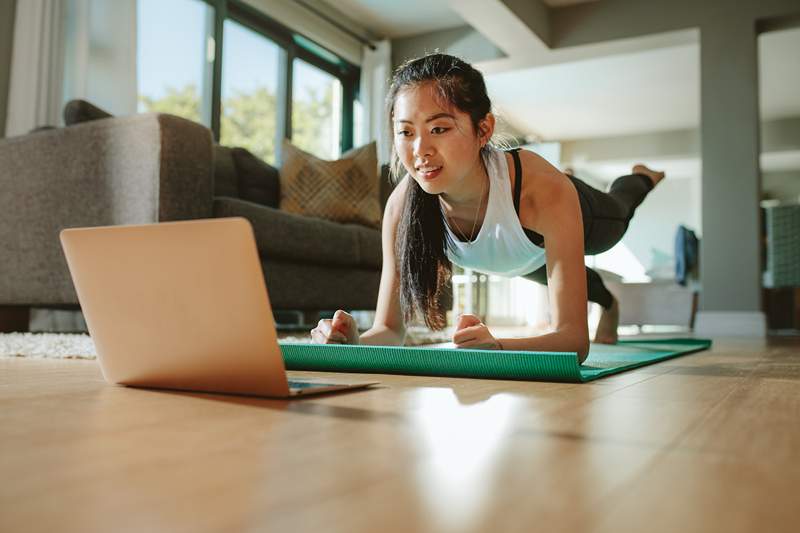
left=418, top=166, right=442, bottom=180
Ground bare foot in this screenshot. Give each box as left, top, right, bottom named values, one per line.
left=593, top=296, right=619, bottom=345
left=632, top=164, right=665, bottom=187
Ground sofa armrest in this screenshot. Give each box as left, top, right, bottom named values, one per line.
left=0, top=113, right=214, bottom=305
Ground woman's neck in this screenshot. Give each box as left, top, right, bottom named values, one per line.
left=439, top=156, right=489, bottom=218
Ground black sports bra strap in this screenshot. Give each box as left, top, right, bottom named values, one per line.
left=506, top=148, right=546, bottom=248
left=508, top=148, right=522, bottom=215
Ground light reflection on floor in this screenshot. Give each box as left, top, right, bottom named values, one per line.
left=407, top=388, right=525, bottom=532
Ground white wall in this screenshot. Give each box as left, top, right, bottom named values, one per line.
left=603, top=176, right=701, bottom=279
left=763, top=170, right=800, bottom=202
left=61, top=0, right=138, bottom=117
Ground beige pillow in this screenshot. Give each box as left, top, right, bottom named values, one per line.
left=279, top=140, right=381, bottom=229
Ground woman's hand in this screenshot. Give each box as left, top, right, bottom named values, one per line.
left=452, top=314, right=502, bottom=350
left=310, top=310, right=360, bottom=345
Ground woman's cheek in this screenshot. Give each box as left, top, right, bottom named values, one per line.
left=397, top=147, right=414, bottom=171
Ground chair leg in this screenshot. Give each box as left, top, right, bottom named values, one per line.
left=0, top=306, right=30, bottom=333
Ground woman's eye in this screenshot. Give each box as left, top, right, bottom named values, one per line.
left=396, top=130, right=411, bottom=137
left=432, top=127, right=448, bottom=134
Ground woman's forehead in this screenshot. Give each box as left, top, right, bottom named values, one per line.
left=394, top=84, right=460, bottom=121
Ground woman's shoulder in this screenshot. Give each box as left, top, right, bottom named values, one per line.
left=503, top=149, right=566, bottom=193
left=383, top=174, right=411, bottom=222
left=499, top=147, right=548, bottom=176
left=504, top=148, right=573, bottom=224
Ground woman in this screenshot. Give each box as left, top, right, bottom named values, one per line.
left=310, top=53, right=663, bottom=363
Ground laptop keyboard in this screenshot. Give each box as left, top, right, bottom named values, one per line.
left=288, top=380, right=340, bottom=389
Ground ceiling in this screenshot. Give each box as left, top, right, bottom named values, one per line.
left=318, top=0, right=464, bottom=39
left=489, top=27, right=800, bottom=142
left=321, top=0, right=799, bottom=180
left=321, top=0, right=600, bottom=38
left=486, top=42, right=701, bottom=141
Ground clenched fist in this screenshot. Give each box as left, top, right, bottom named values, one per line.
left=452, top=313, right=501, bottom=350
left=310, top=309, right=360, bottom=345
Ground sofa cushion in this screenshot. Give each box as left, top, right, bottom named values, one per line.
left=63, top=99, right=113, bottom=126
left=29, top=125, right=57, bottom=134
left=232, top=147, right=280, bottom=208
left=213, top=145, right=280, bottom=208
left=279, top=140, right=381, bottom=229
left=213, top=145, right=239, bottom=198
left=213, top=197, right=382, bottom=269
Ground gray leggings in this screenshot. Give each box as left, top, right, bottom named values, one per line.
left=507, top=149, right=654, bottom=309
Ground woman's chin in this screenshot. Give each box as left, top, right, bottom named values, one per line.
left=414, top=174, right=447, bottom=194
left=417, top=181, right=445, bottom=195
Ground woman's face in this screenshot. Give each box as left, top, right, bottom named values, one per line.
left=392, top=83, right=487, bottom=195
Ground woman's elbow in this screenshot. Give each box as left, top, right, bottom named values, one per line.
left=570, top=332, right=590, bottom=364
left=555, top=327, right=589, bottom=363
left=577, top=342, right=590, bottom=364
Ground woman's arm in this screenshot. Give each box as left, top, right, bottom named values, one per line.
left=510, top=152, right=590, bottom=361
left=357, top=177, right=409, bottom=346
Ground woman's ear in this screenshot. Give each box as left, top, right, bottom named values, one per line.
left=479, top=113, right=496, bottom=145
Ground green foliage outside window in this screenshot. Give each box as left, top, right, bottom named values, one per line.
left=139, top=83, right=334, bottom=165
left=220, top=87, right=278, bottom=163
left=292, top=84, right=336, bottom=160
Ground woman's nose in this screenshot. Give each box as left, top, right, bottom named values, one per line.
left=413, top=135, right=434, bottom=158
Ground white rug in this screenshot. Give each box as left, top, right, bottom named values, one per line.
left=0, top=327, right=453, bottom=359
left=0, top=333, right=97, bottom=359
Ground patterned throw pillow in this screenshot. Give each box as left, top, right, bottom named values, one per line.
left=279, top=139, right=381, bottom=229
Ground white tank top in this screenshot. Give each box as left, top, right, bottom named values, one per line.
left=443, top=147, right=546, bottom=277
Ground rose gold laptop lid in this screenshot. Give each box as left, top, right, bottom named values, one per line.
left=59, top=217, right=377, bottom=398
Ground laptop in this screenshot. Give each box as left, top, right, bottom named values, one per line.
left=59, top=217, right=378, bottom=398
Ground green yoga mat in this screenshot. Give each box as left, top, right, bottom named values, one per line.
left=280, top=338, right=712, bottom=383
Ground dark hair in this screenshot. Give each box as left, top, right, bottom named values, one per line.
left=385, top=53, right=499, bottom=330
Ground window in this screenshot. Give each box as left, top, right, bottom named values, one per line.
left=292, top=58, right=343, bottom=160
left=220, top=19, right=281, bottom=165
left=136, top=0, right=358, bottom=163
left=136, top=0, right=214, bottom=125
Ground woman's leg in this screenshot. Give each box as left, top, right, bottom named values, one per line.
left=522, top=264, right=619, bottom=344
left=522, top=264, right=614, bottom=309
left=569, top=166, right=661, bottom=254
left=522, top=165, right=664, bottom=344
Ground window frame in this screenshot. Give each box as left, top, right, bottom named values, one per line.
left=198, top=0, right=359, bottom=160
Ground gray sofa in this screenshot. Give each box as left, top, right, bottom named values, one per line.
left=0, top=110, right=389, bottom=330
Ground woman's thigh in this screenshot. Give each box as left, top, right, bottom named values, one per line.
left=569, top=175, right=646, bottom=255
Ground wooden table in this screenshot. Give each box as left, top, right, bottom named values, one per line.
left=2, top=338, right=799, bottom=533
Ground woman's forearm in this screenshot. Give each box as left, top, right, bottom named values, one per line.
left=497, top=329, right=590, bottom=363
left=358, top=325, right=405, bottom=346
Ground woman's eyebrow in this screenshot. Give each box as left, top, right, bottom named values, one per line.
left=395, top=113, right=455, bottom=124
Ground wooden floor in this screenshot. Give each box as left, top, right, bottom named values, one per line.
left=1, top=336, right=799, bottom=533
